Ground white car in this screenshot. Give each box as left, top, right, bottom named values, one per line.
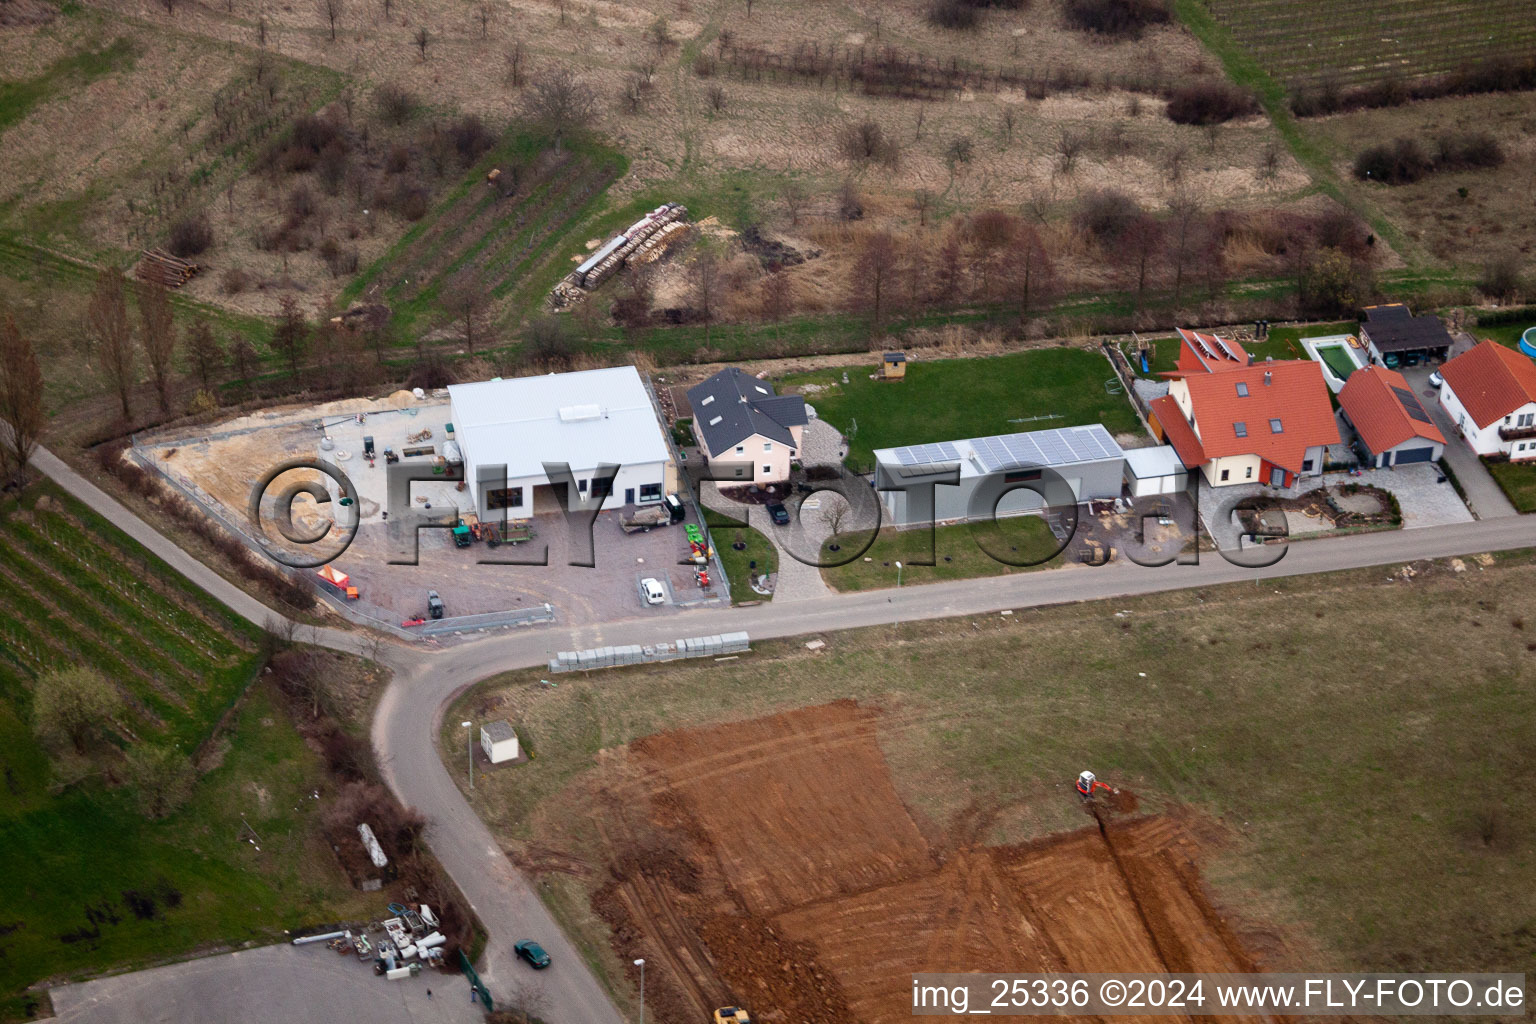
left=1428, top=370, right=1444, bottom=387
left=641, top=577, right=666, bottom=605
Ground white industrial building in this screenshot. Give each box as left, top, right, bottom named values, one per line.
left=447, top=367, right=675, bottom=519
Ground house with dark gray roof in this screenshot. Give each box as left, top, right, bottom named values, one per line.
left=1359, top=303, right=1453, bottom=368
left=686, top=367, right=809, bottom=484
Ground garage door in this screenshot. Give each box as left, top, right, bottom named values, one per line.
left=1394, top=447, right=1434, bottom=465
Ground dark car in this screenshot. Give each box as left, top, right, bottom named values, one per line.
left=514, top=940, right=551, bottom=969
left=766, top=502, right=790, bottom=526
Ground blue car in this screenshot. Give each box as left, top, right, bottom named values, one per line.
left=514, top=940, right=551, bottom=969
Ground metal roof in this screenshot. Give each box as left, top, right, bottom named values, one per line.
left=447, top=366, right=671, bottom=481
left=1123, top=445, right=1187, bottom=478
left=876, top=424, right=1124, bottom=479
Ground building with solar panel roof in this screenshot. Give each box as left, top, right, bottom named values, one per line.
left=872, top=424, right=1126, bottom=527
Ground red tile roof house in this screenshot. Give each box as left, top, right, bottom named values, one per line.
left=1436, top=339, right=1536, bottom=461
left=1337, top=366, right=1446, bottom=468
left=1148, top=328, right=1340, bottom=488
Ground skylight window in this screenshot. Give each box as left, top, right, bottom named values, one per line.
left=1270, top=418, right=1284, bottom=433
left=708, top=415, right=723, bottom=426
left=1235, top=382, right=1249, bottom=397
left=700, top=395, right=715, bottom=406
left=754, top=385, right=769, bottom=395
left=1234, top=421, right=1248, bottom=438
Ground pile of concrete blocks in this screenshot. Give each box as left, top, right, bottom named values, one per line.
left=549, top=631, right=749, bottom=672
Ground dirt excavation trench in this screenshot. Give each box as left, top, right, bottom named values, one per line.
left=585, top=702, right=1272, bottom=1024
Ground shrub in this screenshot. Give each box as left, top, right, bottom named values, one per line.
left=1478, top=255, right=1525, bottom=303
left=449, top=114, right=495, bottom=165
left=1434, top=131, right=1504, bottom=171
left=168, top=214, right=214, bottom=257
left=926, top=0, right=979, bottom=28
left=1075, top=189, right=1142, bottom=244
left=1165, top=81, right=1258, bottom=125
left=1063, top=0, right=1169, bottom=38
left=838, top=119, right=900, bottom=168
left=374, top=83, right=417, bottom=126
left=1353, top=137, right=1431, bottom=184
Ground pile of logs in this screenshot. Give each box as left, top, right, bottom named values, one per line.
left=135, top=249, right=200, bottom=289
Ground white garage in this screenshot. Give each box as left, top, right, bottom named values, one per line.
left=1123, top=445, right=1188, bottom=497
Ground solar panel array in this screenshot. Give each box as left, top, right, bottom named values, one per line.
left=889, top=425, right=1122, bottom=472
left=1392, top=385, right=1434, bottom=424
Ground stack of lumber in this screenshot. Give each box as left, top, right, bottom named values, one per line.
left=135, top=249, right=200, bottom=289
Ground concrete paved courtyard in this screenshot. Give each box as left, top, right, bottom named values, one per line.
left=50, top=944, right=481, bottom=1024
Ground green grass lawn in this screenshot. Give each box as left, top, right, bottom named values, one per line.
left=0, top=483, right=372, bottom=1020
left=1122, top=336, right=1180, bottom=377
left=1486, top=458, right=1536, bottom=513
left=703, top=508, right=776, bottom=603
left=446, top=551, right=1536, bottom=1011
left=1477, top=320, right=1536, bottom=351
left=1259, top=320, right=1358, bottom=361
left=819, top=517, right=1063, bottom=592
left=782, top=347, right=1141, bottom=468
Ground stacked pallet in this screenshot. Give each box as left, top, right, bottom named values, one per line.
left=135, top=249, right=200, bottom=289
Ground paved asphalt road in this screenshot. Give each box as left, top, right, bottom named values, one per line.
left=34, top=445, right=1534, bottom=1023
left=50, top=944, right=482, bottom=1024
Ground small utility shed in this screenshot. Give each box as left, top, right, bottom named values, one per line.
left=881, top=352, right=907, bottom=379
left=480, top=720, right=519, bottom=764
left=1337, top=365, right=1446, bottom=468
left=1123, top=445, right=1188, bottom=496
left=1360, top=303, right=1454, bottom=368
left=448, top=366, right=674, bottom=519
left=874, top=424, right=1125, bottom=528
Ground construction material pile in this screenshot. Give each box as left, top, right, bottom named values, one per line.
left=552, top=203, right=690, bottom=306
left=134, top=248, right=200, bottom=289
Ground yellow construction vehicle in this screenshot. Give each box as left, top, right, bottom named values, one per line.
left=713, top=1008, right=751, bottom=1024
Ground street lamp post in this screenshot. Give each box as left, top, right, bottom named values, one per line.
left=461, top=721, right=474, bottom=790
left=635, top=958, right=646, bottom=1024
left=895, top=560, right=903, bottom=588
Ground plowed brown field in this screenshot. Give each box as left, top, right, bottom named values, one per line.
left=591, top=701, right=1270, bottom=1024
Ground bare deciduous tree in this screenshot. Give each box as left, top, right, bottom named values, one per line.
left=1167, top=190, right=1202, bottom=303
left=781, top=181, right=806, bottom=225
left=229, top=335, right=258, bottom=386
left=319, top=0, right=342, bottom=41
left=1007, top=222, right=1053, bottom=318
left=760, top=267, right=791, bottom=322
left=137, top=279, right=177, bottom=413
left=0, top=312, right=46, bottom=485
left=853, top=230, right=899, bottom=338
left=705, top=82, right=726, bottom=112
left=1056, top=129, right=1086, bottom=175
left=476, top=1, right=490, bottom=38
left=913, top=189, right=934, bottom=227
left=522, top=68, right=597, bottom=154
left=88, top=268, right=135, bottom=420
left=442, top=274, right=491, bottom=353
left=271, top=295, right=309, bottom=376
left=688, top=243, right=723, bottom=344
left=414, top=26, right=430, bottom=59
left=505, top=40, right=527, bottom=86
left=1000, top=107, right=1017, bottom=146
left=185, top=320, right=224, bottom=392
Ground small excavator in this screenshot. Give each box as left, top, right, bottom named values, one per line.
left=1076, top=770, right=1117, bottom=800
